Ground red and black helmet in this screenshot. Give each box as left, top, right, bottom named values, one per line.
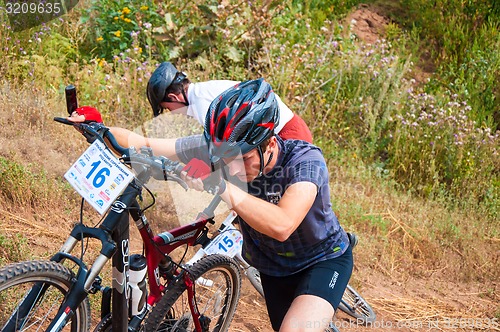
left=203, top=78, right=279, bottom=160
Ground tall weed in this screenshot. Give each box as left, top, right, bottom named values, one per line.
left=389, top=91, right=499, bottom=217
left=0, top=157, right=64, bottom=210
left=399, top=0, right=500, bottom=129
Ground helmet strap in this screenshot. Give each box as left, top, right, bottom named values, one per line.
left=257, top=146, right=274, bottom=177
left=181, top=86, right=189, bottom=106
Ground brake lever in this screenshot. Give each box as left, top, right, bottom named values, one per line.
left=82, top=123, right=107, bottom=144
left=53, top=117, right=108, bottom=144
left=166, top=174, right=189, bottom=191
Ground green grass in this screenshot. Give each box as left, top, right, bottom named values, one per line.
left=0, top=233, right=28, bottom=265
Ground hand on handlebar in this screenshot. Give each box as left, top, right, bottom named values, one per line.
left=181, top=158, right=226, bottom=195
left=67, top=106, right=103, bottom=123
left=66, top=106, right=106, bottom=143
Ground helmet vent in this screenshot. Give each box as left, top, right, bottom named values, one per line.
left=204, top=78, right=279, bottom=157
left=215, top=116, right=227, bottom=140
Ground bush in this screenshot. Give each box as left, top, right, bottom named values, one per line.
left=399, top=0, right=500, bottom=130
left=81, top=0, right=164, bottom=61
left=389, top=91, right=499, bottom=217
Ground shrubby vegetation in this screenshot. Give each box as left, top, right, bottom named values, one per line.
left=0, top=0, right=498, bottom=280
left=400, top=0, right=499, bottom=129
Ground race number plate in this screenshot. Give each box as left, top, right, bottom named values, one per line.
left=204, top=225, right=243, bottom=258
left=64, top=140, right=134, bottom=215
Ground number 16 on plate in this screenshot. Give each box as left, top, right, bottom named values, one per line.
left=64, top=140, right=134, bottom=215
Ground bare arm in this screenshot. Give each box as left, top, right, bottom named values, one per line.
left=220, top=181, right=317, bottom=242
left=108, top=127, right=179, bottom=161
left=66, top=112, right=181, bottom=160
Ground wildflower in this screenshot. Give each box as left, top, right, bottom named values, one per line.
left=114, top=30, right=121, bottom=37
left=140, top=5, right=148, bottom=11
left=143, top=22, right=152, bottom=29
left=96, top=36, right=103, bottom=42
left=114, top=16, right=119, bottom=20
left=122, top=7, right=131, bottom=15
left=123, top=18, right=132, bottom=23
left=98, top=58, right=106, bottom=67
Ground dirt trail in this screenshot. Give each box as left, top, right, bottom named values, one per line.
left=230, top=268, right=498, bottom=332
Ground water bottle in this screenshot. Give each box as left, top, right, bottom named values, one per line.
left=128, top=254, right=147, bottom=316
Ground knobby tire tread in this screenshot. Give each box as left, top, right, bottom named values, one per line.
left=144, top=254, right=241, bottom=332
left=0, top=260, right=91, bottom=331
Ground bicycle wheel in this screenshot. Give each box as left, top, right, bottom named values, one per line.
left=93, top=313, right=112, bottom=332
left=337, top=284, right=376, bottom=324
left=245, top=266, right=264, bottom=298
left=145, top=254, right=241, bottom=332
left=0, top=260, right=91, bottom=332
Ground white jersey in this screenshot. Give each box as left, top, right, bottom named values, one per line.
left=186, top=80, right=294, bottom=133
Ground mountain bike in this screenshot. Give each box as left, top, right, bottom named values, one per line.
left=0, top=117, right=241, bottom=331
left=186, top=207, right=377, bottom=326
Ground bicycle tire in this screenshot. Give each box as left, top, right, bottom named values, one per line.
left=144, top=254, right=241, bottom=332
left=0, top=260, right=91, bottom=332
left=337, top=284, right=376, bottom=324
left=245, top=266, right=264, bottom=298
left=93, top=313, right=112, bottom=332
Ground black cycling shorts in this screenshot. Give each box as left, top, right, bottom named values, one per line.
left=260, top=245, right=353, bottom=331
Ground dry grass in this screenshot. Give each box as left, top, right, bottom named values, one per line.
left=0, top=80, right=498, bottom=328
left=328, top=158, right=499, bottom=283
left=370, top=295, right=500, bottom=331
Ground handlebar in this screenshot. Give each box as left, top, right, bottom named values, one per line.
left=53, top=117, right=186, bottom=188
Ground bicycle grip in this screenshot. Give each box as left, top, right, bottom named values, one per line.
left=65, top=85, right=78, bottom=115
left=53, top=117, right=76, bottom=125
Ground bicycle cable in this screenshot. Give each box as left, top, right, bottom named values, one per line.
left=78, top=197, right=92, bottom=262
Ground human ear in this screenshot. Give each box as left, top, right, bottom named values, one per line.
left=166, top=92, right=181, bottom=101
left=268, top=136, right=278, bottom=151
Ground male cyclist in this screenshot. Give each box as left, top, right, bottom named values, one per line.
left=68, top=79, right=352, bottom=332
left=146, top=61, right=313, bottom=143
left=174, top=79, right=353, bottom=332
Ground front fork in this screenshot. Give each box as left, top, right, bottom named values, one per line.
left=44, top=224, right=117, bottom=332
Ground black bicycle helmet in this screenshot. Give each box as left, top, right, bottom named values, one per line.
left=147, top=62, right=187, bottom=117
left=204, top=78, right=279, bottom=167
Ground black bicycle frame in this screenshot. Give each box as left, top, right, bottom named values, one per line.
left=42, top=181, right=142, bottom=332
left=8, top=118, right=221, bottom=331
